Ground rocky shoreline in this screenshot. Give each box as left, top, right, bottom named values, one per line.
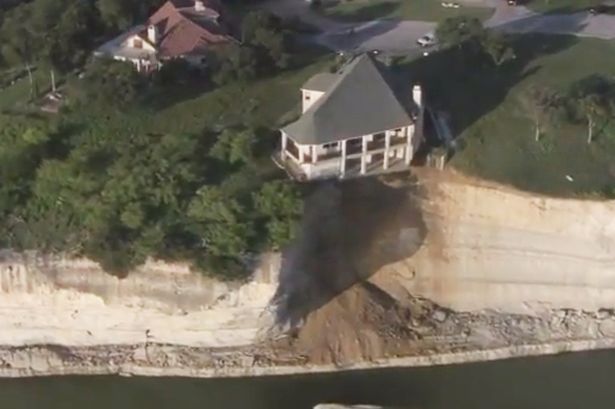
left=2, top=337, right=615, bottom=379
left=3, top=305, right=615, bottom=378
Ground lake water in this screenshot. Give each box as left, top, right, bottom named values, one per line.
left=2, top=350, right=615, bottom=409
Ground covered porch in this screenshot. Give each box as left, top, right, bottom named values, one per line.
left=278, top=128, right=417, bottom=181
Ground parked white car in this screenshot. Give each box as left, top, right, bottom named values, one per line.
left=417, top=33, right=437, bottom=48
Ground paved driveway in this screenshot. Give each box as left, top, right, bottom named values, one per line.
left=318, top=20, right=437, bottom=54
left=261, top=0, right=437, bottom=53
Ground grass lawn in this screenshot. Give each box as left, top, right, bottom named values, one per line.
left=318, top=0, right=494, bottom=22
left=526, top=0, right=608, bottom=13
left=399, top=35, right=615, bottom=196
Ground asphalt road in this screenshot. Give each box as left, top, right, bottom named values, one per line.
left=264, top=0, right=615, bottom=55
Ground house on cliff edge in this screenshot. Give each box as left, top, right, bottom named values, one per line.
left=275, top=54, right=424, bottom=181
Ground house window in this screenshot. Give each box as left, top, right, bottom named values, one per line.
left=374, top=132, right=386, bottom=142
left=133, top=39, right=143, bottom=49
left=348, top=138, right=362, bottom=147
left=304, top=94, right=311, bottom=101
left=323, top=142, right=339, bottom=149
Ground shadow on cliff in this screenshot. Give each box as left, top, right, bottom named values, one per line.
left=271, top=176, right=427, bottom=330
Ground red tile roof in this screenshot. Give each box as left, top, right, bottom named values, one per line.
left=143, top=0, right=234, bottom=59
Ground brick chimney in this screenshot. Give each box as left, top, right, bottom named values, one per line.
left=147, top=24, right=158, bottom=44
left=412, top=84, right=423, bottom=108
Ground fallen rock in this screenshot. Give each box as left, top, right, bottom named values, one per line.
left=599, top=320, right=615, bottom=337
left=597, top=309, right=614, bottom=320
left=432, top=309, right=448, bottom=323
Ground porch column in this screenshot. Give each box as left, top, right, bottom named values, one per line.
left=312, top=145, right=318, bottom=163
left=299, top=145, right=305, bottom=163
left=281, top=133, right=288, bottom=160
left=405, top=126, right=413, bottom=165
left=383, top=132, right=391, bottom=170
left=360, top=135, right=368, bottom=174
left=340, top=139, right=347, bottom=177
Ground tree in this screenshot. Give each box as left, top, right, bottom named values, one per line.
left=241, top=11, right=290, bottom=71
left=97, top=0, right=135, bottom=31
left=213, top=44, right=258, bottom=85
left=519, top=86, right=561, bottom=141
left=187, top=186, right=254, bottom=257
left=45, top=0, right=100, bottom=71
left=96, top=0, right=167, bottom=32
left=153, top=58, right=193, bottom=86
left=212, top=11, right=291, bottom=83
left=209, top=128, right=256, bottom=165
left=436, top=17, right=515, bottom=68
left=577, top=94, right=611, bottom=144
left=78, top=58, right=145, bottom=107
left=0, top=0, right=101, bottom=77
left=482, top=32, right=515, bottom=66
left=568, top=75, right=615, bottom=144
left=435, top=16, right=484, bottom=49
left=243, top=11, right=290, bottom=70
left=253, top=180, right=303, bottom=248
left=1, top=25, right=36, bottom=97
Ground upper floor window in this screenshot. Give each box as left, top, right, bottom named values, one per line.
left=374, top=132, right=386, bottom=142
left=323, top=142, right=339, bottom=149
left=133, top=39, right=143, bottom=49
left=348, top=138, right=362, bottom=147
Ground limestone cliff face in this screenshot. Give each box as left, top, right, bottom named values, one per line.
left=0, top=251, right=280, bottom=348
left=0, top=252, right=281, bottom=311
left=373, top=177, right=615, bottom=314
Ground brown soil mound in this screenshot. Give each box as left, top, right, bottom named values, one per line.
left=290, top=282, right=417, bottom=365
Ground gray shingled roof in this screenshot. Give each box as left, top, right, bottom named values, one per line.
left=283, top=54, right=415, bottom=145
left=301, top=73, right=338, bottom=92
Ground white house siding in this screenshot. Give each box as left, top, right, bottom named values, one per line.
left=121, top=34, right=157, bottom=53
left=302, top=157, right=342, bottom=179
left=296, top=143, right=311, bottom=163
left=281, top=111, right=423, bottom=180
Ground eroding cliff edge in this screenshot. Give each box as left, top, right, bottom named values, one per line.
left=2, top=172, right=615, bottom=377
